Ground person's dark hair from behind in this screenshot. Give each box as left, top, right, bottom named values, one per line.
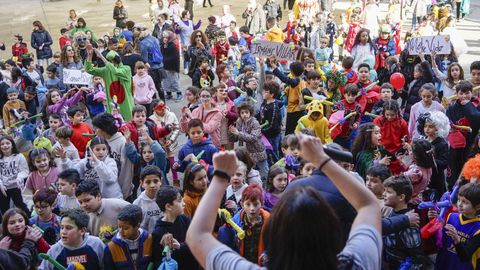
left=264, top=186, right=342, bottom=269
left=367, top=164, right=391, bottom=182
left=235, top=146, right=255, bottom=174
left=156, top=185, right=181, bottom=212
left=92, top=113, right=119, bottom=136
left=75, top=179, right=101, bottom=197
left=117, top=204, right=143, bottom=227
left=290, top=61, right=305, bottom=77
left=342, top=56, right=354, bottom=69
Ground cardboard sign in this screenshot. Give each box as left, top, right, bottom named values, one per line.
left=251, top=40, right=298, bottom=61
left=406, top=35, right=451, bottom=55
left=63, top=69, right=92, bottom=85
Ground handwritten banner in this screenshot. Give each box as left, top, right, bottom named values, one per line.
left=406, top=35, right=451, bottom=55
left=63, top=69, right=92, bottom=85
left=251, top=40, right=298, bottom=61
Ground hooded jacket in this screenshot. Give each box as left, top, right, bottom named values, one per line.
left=133, top=72, right=156, bottom=105
left=107, top=132, right=135, bottom=199
left=295, top=100, right=332, bottom=144
left=38, top=234, right=105, bottom=270
left=103, top=229, right=153, bottom=270
left=180, top=105, right=223, bottom=148
left=125, top=140, right=168, bottom=183
left=230, top=116, right=267, bottom=163
left=133, top=192, right=163, bottom=233
left=177, top=137, right=219, bottom=172
left=373, top=115, right=409, bottom=153
left=62, top=156, right=122, bottom=199
left=0, top=154, right=29, bottom=189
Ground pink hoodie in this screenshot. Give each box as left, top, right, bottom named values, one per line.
left=180, top=104, right=223, bottom=148
left=133, top=73, right=156, bottom=105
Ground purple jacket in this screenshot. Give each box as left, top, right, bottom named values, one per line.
left=47, top=90, right=84, bottom=126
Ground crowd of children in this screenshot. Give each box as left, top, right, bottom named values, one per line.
left=0, top=0, right=478, bottom=269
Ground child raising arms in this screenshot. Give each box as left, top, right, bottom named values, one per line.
left=58, top=136, right=121, bottom=199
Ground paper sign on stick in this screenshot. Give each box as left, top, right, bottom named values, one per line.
left=406, top=35, right=451, bottom=55
left=251, top=40, right=298, bottom=61
left=63, top=69, right=92, bottom=85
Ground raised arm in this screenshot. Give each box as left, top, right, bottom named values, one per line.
left=186, top=151, right=239, bottom=268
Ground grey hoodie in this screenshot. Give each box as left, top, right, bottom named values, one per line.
left=133, top=191, right=163, bottom=232
left=107, top=132, right=135, bottom=198
left=38, top=234, right=105, bottom=270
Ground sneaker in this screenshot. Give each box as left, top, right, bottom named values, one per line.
left=183, top=68, right=189, bottom=75
left=173, top=179, right=180, bottom=187
left=176, top=94, right=184, bottom=101
left=166, top=94, right=173, bottom=100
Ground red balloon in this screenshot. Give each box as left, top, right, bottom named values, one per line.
left=390, top=72, right=405, bottom=91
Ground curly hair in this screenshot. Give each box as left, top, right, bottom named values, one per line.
left=416, top=111, right=450, bottom=139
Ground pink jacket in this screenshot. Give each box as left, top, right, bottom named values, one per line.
left=133, top=73, right=156, bottom=105
left=180, top=104, right=223, bottom=148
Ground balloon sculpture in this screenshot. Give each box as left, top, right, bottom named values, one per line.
left=418, top=185, right=459, bottom=248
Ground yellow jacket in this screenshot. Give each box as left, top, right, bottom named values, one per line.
left=296, top=114, right=332, bottom=144
left=266, top=26, right=284, bottom=43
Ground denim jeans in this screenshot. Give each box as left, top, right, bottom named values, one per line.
left=256, top=159, right=270, bottom=185
left=267, top=134, right=282, bottom=163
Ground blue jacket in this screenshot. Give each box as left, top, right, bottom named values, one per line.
left=125, top=140, right=169, bottom=185
left=177, top=137, right=218, bottom=173
left=104, top=229, right=153, bottom=270
left=140, top=35, right=163, bottom=69
left=240, top=50, right=256, bottom=73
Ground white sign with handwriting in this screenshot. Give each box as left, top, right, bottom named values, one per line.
left=406, top=35, right=451, bottom=55
left=63, top=69, right=92, bottom=85
left=251, top=41, right=298, bottom=61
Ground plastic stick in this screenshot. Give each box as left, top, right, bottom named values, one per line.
left=39, top=253, right=66, bottom=270
left=12, top=113, right=43, bottom=127
left=234, top=88, right=257, bottom=103
left=260, top=120, right=269, bottom=129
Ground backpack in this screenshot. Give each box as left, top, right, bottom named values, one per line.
left=151, top=43, right=163, bottom=65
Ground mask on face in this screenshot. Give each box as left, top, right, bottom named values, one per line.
left=200, top=97, right=210, bottom=103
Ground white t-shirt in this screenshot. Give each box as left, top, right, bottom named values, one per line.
left=206, top=225, right=382, bottom=270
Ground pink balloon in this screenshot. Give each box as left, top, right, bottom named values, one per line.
left=390, top=72, right=405, bottom=91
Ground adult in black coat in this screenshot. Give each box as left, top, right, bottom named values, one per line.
left=31, top=21, right=53, bottom=66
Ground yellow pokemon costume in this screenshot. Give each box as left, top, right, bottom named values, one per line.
left=295, top=100, right=332, bottom=144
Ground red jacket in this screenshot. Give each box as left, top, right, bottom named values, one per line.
left=357, top=80, right=381, bottom=113
left=332, top=99, right=362, bottom=139
left=59, top=36, right=71, bottom=49
left=71, top=122, right=94, bottom=158
left=11, top=44, right=28, bottom=60
left=373, top=115, right=408, bottom=153
left=125, top=119, right=170, bottom=149
left=345, top=22, right=362, bottom=53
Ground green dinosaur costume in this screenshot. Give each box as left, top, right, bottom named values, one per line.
left=85, top=51, right=134, bottom=121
